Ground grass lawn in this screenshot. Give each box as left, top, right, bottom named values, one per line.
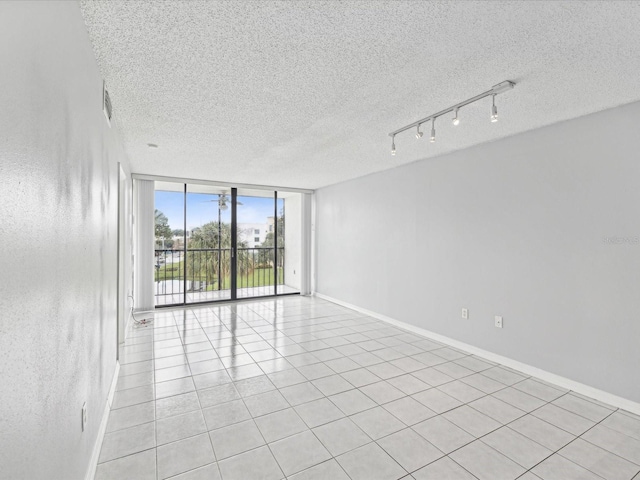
left=155, top=260, right=284, bottom=288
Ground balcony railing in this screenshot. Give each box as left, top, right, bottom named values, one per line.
left=154, top=247, right=285, bottom=304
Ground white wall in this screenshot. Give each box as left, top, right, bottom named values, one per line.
left=284, top=193, right=302, bottom=291
left=0, top=2, right=129, bottom=478
left=315, top=100, right=640, bottom=403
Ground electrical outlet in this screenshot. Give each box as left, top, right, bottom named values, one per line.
left=82, top=402, right=87, bottom=432
left=461, top=308, right=469, bottom=319
left=495, top=316, right=503, bottom=328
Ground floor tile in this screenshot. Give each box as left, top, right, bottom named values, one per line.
left=295, top=397, right=345, bottom=428
left=336, top=442, right=407, bottom=480
left=341, top=368, right=382, bottom=387
left=482, top=426, right=553, bottom=469
left=508, top=415, right=575, bottom=451
left=156, top=376, right=196, bottom=399
left=383, top=396, right=436, bottom=426
left=468, top=395, right=526, bottom=424
left=531, top=403, right=595, bottom=435
left=99, top=421, right=155, bottom=463
left=95, top=448, right=156, bottom=480
left=450, top=440, right=525, bottom=480
left=99, top=297, right=639, bottom=480
left=411, top=367, right=454, bottom=387
left=298, top=362, right=335, bottom=380
left=412, top=415, right=474, bottom=454
left=412, top=388, right=462, bottom=414
left=377, top=428, right=443, bottom=472
left=106, top=401, right=155, bottom=433
left=268, top=368, right=307, bottom=388
left=492, top=386, right=547, bottom=412
left=288, top=459, right=350, bottom=480
left=202, top=399, right=251, bottom=430
left=208, top=419, right=265, bottom=460
left=512, top=378, right=565, bottom=402
left=279, top=381, right=324, bottom=406
left=386, top=374, right=431, bottom=395
left=168, top=463, right=221, bottom=480
left=351, top=406, right=406, bottom=440
left=217, top=445, right=283, bottom=480
left=325, top=356, right=360, bottom=373
left=312, top=417, right=371, bottom=456
left=254, top=407, right=308, bottom=443
left=360, top=381, right=406, bottom=404
left=197, top=382, right=241, bottom=408
left=312, top=374, right=354, bottom=396
left=438, top=380, right=485, bottom=403
left=432, top=362, right=474, bottom=379
left=480, top=366, right=527, bottom=386
left=581, top=424, right=640, bottom=464
left=157, top=410, right=207, bottom=445
left=329, top=389, right=377, bottom=415
left=412, top=456, right=476, bottom=480
left=559, top=438, right=640, bottom=480
left=116, top=370, right=154, bottom=391
left=443, top=405, right=501, bottom=437
left=551, top=393, right=614, bottom=422
left=233, top=374, right=276, bottom=397
left=453, top=356, right=495, bottom=373
left=270, top=430, right=332, bottom=476
left=367, top=362, right=405, bottom=380
left=460, top=372, right=505, bottom=394
left=156, top=391, right=201, bottom=419
left=155, top=364, right=192, bottom=383
left=601, top=411, right=640, bottom=441
left=243, top=389, right=290, bottom=417
left=192, top=370, right=232, bottom=390
left=111, top=384, right=155, bottom=409
left=156, top=433, right=215, bottom=479
left=532, top=453, right=602, bottom=480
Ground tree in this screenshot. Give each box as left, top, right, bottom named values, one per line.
left=188, top=221, right=250, bottom=288
left=259, top=211, right=285, bottom=267
left=155, top=209, right=172, bottom=248
left=172, top=229, right=185, bottom=237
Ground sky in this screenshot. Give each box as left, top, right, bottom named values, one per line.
left=155, top=191, right=283, bottom=231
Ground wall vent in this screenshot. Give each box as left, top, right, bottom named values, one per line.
left=103, top=80, right=112, bottom=127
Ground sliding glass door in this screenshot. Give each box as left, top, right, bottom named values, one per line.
left=153, top=182, right=300, bottom=306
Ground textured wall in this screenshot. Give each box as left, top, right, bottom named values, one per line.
left=0, top=2, right=129, bottom=478
left=315, top=101, right=640, bottom=403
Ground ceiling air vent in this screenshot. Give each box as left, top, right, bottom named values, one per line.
left=102, top=80, right=112, bottom=127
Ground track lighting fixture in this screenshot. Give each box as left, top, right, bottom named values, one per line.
left=388, top=80, right=514, bottom=155
left=491, top=95, right=498, bottom=122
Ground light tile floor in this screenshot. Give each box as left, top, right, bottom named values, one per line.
left=97, top=296, right=640, bottom=480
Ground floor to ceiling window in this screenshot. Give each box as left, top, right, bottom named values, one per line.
left=153, top=181, right=301, bottom=306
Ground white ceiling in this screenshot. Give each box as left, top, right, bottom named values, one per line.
left=80, top=0, right=640, bottom=190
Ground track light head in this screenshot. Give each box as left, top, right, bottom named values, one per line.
left=416, top=124, right=423, bottom=139
left=452, top=108, right=460, bottom=126
left=430, top=119, right=436, bottom=143
left=391, top=136, right=396, bottom=155
left=491, top=95, right=498, bottom=122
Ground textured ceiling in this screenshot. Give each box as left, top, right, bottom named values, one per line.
left=80, top=0, right=640, bottom=190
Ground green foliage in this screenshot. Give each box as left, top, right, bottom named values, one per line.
left=154, top=209, right=172, bottom=245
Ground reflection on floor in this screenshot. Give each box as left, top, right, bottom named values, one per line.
left=98, top=296, right=640, bottom=480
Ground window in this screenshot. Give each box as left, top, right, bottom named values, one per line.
left=254, top=237, right=260, bottom=243
left=254, top=229, right=260, bottom=234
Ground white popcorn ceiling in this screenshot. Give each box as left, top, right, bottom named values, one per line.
left=80, top=0, right=640, bottom=190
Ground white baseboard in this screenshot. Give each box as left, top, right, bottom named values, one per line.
left=85, top=360, right=120, bottom=480
left=314, top=292, right=640, bottom=416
